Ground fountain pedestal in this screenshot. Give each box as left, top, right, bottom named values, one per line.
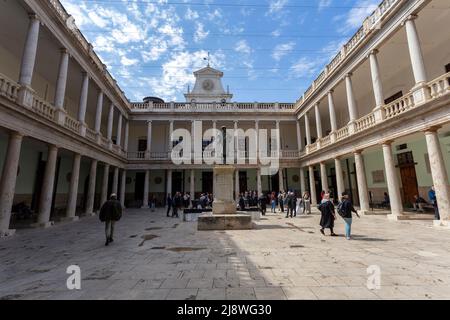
left=198, top=165, right=253, bottom=231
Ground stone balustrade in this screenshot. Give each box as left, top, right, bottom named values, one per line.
left=0, top=71, right=126, bottom=159
left=64, top=114, right=81, bottom=134
left=0, top=73, right=19, bottom=102
left=303, top=71, right=450, bottom=157
left=130, top=102, right=295, bottom=113
left=355, top=112, right=376, bottom=132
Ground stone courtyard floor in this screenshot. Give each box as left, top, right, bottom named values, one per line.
left=1, top=209, right=450, bottom=300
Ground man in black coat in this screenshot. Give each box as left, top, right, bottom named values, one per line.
left=258, top=194, right=267, bottom=216
left=172, top=192, right=182, bottom=218
left=99, top=194, right=123, bottom=246
left=166, top=193, right=173, bottom=217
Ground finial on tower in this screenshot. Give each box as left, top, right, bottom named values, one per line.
left=203, top=52, right=211, bottom=67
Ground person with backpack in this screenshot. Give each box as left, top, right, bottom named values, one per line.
left=337, top=192, right=360, bottom=240
left=166, top=193, right=173, bottom=217
left=99, top=194, right=123, bottom=246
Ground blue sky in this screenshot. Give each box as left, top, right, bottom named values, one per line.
left=60, top=0, right=381, bottom=102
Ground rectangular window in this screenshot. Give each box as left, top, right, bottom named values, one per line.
left=385, top=91, right=403, bottom=104
left=138, top=139, right=147, bottom=152
left=445, top=63, right=450, bottom=73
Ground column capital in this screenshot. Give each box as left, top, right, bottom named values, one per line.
left=10, top=131, right=25, bottom=139
left=402, top=14, right=418, bottom=25
left=423, top=125, right=441, bottom=134
left=60, top=47, right=69, bottom=54
left=28, top=13, right=39, bottom=21
left=147, top=120, right=153, bottom=124
left=344, top=72, right=353, bottom=79
left=353, top=149, right=364, bottom=155
left=380, top=140, right=394, bottom=146
left=328, top=89, right=334, bottom=95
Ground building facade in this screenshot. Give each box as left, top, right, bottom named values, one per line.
left=0, top=0, right=449, bottom=237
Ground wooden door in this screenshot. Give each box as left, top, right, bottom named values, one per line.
left=399, top=165, right=419, bottom=206
left=397, top=152, right=419, bottom=206
left=239, top=171, right=248, bottom=193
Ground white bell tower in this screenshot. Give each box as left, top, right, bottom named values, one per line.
left=185, top=66, right=233, bottom=103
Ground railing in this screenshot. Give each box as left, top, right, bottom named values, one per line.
left=64, top=115, right=81, bottom=134
left=321, top=135, right=331, bottom=147
left=31, top=95, right=55, bottom=121
left=384, top=93, right=414, bottom=120
left=128, top=151, right=146, bottom=160
left=86, top=127, right=97, bottom=141
left=355, top=112, right=376, bottom=132
left=130, top=102, right=295, bottom=112
left=281, top=150, right=300, bottom=159
left=335, top=126, right=349, bottom=141
left=429, top=72, right=450, bottom=99
left=0, top=73, right=19, bottom=101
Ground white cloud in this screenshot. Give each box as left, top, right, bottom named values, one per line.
left=121, top=56, right=139, bottom=66
left=345, top=0, right=379, bottom=29
left=185, top=8, right=199, bottom=20
left=272, top=41, right=295, bottom=61
left=194, top=22, right=209, bottom=42
left=318, top=0, right=332, bottom=11
left=235, top=40, right=252, bottom=55
left=268, top=0, right=289, bottom=15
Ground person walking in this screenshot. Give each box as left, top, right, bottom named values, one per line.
left=292, top=192, right=297, bottom=217
left=270, top=192, right=276, bottom=213
left=285, top=191, right=293, bottom=218
left=278, top=191, right=285, bottom=214
left=302, top=191, right=311, bottom=215
left=337, top=192, right=360, bottom=240
left=99, top=194, right=123, bottom=246
left=166, top=193, right=173, bottom=217
left=428, top=186, right=440, bottom=220
left=318, top=193, right=337, bottom=236
left=258, top=193, right=267, bottom=216
left=172, top=192, right=182, bottom=218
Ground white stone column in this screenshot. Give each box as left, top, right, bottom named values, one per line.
left=424, top=128, right=450, bottom=224
left=404, top=14, right=430, bottom=104
left=0, top=132, right=23, bottom=237
left=320, top=162, right=329, bottom=193
left=64, top=153, right=81, bottom=222
left=257, top=168, right=262, bottom=196
left=116, top=113, right=123, bottom=147
left=18, top=14, right=40, bottom=107
left=146, top=120, right=152, bottom=159
left=354, top=151, right=370, bottom=214
left=94, top=91, right=103, bottom=136
left=328, top=91, right=338, bottom=142
left=368, top=50, right=385, bottom=108
left=120, top=170, right=126, bottom=208
left=106, top=103, right=114, bottom=142
left=304, top=113, right=311, bottom=145
left=255, top=120, right=260, bottom=160
left=345, top=73, right=358, bottom=133
left=19, top=14, right=40, bottom=87
left=299, top=168, right=306, bottom=196
left=85, top=159, right=97, bottom=216
left=279, top=168, right=284, bottom=192
left=142, top=170, right=150, bottom=209
left=276, top=120, right=281, bottom=156
left=296, top=120, right=303, bottom=151
left=36, top=145, right=58, bottom=227
left=54, top=48, right=69, bottom=124
left=124, top=120, right=129, bottom=153
left=166, top=169, right=173, bottom=198
left=314, top=103, right=323, bottom=139
left=334, top=158, right=345, bottom=202
left=382, top=142, right=404, bottom=219
left=112, top=167, right=119, bottom=195
left=308, top=166, right=317, bottom=207
left=100, top=164, right=110, bottom=206
left=78, top=72, right=89, bottom=137
left=404, top=15, right=427, bottom=85
left=190, top=170, right=195, bottom=207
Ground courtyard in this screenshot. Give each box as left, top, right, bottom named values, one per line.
left=1, top=209, right=450, bottom=300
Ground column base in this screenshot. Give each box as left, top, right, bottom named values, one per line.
left=17, top=85, right=34, bottom=108
left=373, top=106, right=385, bottom=123
left=433, top=220, right=450, bottom=229
left=79, top=123, right=87, bottom=137
left=359, top=210, right=371, bottom=216
left=57, top=216, right=80, bottom=223
left=411, top=82, right=431, bottom=106
left=30, top=221, right=55, bottom=229
left=55, top=109, right=67, bottom=125
left=348, top=121, right=356, bottom=135
left=83, top=212, right=97, bottom=217
left=387, top=214, right=406, bottom=221
left=0, top=229, right=16, bottom=238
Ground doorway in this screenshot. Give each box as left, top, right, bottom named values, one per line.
left=397, top=152, right=419, bottom=206
left=172, top=171, right=183, bottom=194
left=239, top=171, right=248, bottom=193
left=271, top=172, right=280, bottom=193
left=135, top=172, right=145, bottom=202
left=202, top=172, right=213, bottom=194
